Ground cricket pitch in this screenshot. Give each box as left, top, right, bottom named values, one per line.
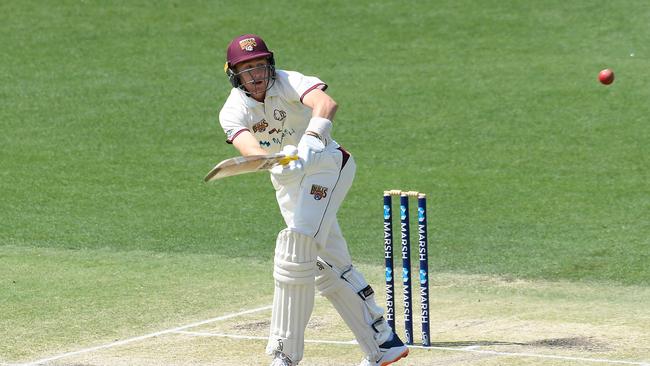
left=27, top=268, right=649, bottom=366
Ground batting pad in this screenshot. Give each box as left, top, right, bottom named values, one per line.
left=315, top=261, right=392, bottom=361
left=266, top=229, right=319, bottom=363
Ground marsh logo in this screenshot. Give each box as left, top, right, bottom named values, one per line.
left=274, top=109, right=287, bottom=121
left=385, top=267, right=393, bottom=281
left=310, top=184, right=328, bottom=200
left=253, top=119, right=268, bottom=133
left=420, top=269, right=428, bottom=285
left=239, top=37, right=257, bottom=51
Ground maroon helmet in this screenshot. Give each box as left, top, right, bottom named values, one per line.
left=224, top=34, right=276, bottom=92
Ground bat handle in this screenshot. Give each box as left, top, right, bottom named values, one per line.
left=278, top=155, right=299, bottom=166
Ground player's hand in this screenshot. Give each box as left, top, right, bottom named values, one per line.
left=270, top=145, right=304, bottom=186
left=297, top=133, right=326, bottom=172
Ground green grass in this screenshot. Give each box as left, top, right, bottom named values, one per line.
left=0, top=245, right=274, bottom=362
left=2, top=0, right=647, bottom=283
left=1, top=0, right=649, bottom=362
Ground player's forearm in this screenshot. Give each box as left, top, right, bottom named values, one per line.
left=311, top=97, right=337, bottom=121
left=239, top=145, right=269, bottom=156
left=232, top=130, right=268, bottom=156
left=303, top=89, right=337, bottom=121
left=302, top=90, right=336, bottom=144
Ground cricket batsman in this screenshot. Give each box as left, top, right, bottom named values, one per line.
left=218, top=34, right=409, bottom=366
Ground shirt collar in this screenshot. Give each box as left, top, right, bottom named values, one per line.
left=266, top=79, right=279, bottom=97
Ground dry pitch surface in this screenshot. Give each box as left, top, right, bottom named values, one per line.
left=17, top=270, right=650, bottom=366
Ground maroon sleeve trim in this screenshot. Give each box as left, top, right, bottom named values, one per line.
left=300, top=83, right=328, bottom=103
left=226, top=128, right=250, bottom=144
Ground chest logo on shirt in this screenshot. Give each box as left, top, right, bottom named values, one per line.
left=310, top=184, right=328, bottom=201
left=273, top=109, right=287, bottom=121
left=252, top=119, right=268, bottom=133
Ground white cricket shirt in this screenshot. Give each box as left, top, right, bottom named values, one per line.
left=219, top=70, right=327, bottom=154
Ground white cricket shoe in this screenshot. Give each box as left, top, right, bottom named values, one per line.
left=359, top=333, right=409, bottom=366
left=270, top=351, right=295, bottom=366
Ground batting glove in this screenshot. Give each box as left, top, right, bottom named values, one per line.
left=297, top=133, right=327, bottom=172
left=270, top=145, right=304, bottom=186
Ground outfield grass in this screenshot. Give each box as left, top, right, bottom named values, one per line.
left=2, top=0, right=647, bottom=282
left=1, top=0, right=649, bottom=364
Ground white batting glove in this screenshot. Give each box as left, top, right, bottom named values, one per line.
left=270, top=145, right=304, bottom=186
left=297, top=133, right=326, bottom=172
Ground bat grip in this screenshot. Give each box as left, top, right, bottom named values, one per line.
left=278, top=155, right=299, bottom=166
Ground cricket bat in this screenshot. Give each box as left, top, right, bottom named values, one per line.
left=204, top=153, right=298, bottom=182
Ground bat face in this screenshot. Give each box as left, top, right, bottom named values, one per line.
left=204, top=154, right=297, bottom=182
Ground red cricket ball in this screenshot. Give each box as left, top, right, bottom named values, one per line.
left=598, top=69, right=614, bottom=85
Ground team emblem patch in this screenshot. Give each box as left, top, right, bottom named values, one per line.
left=273, top=109, right=287, bottom=121
left=239, top=37, right=257, bottom=51
left=252, top=119, right=268, bottom=133
left=310, top=184, right=328, bottom=200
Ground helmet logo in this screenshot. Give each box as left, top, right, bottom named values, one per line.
left=239, top=37, right=257, bottom=51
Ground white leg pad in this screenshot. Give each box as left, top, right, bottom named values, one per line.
left=266, top=229, right=319, bottom=364
left=315, top=261, right=393, bottom=361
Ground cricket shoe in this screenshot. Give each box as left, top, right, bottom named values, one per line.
left=270, top=351, right=295, bottom=366
left=359, top=333, right=409, bottom=366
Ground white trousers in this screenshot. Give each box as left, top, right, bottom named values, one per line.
left=271, top=142, right=355, bottom=267
left=268, top=144, right=391, bottom=362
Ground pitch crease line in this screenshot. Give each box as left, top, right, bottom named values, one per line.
left=176, top=331, right=649, bottom=366
left=16, top=305, right=272, bottom=366
left=175, top=330, right=358, bottom=345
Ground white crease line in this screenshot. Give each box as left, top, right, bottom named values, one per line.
left=177, top=331, right=650, bottom=366
left=463, top=345, right=482, bottom=350
left=175, top=330, right=358, bottom=345
left=15, top=305, right=272, bottom=366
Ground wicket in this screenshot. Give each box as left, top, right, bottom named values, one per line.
left=383, top=190, right=430, bottom=346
